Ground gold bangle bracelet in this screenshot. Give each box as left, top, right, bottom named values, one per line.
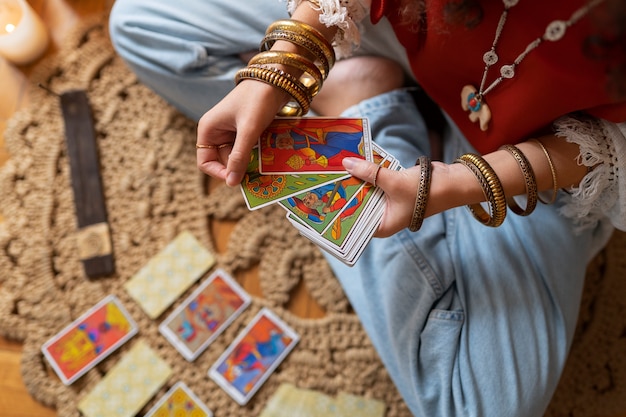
left=261, top=30, right=331, bottom=80
left=530, top=139, right=559, bottom=205
left=235, top=66, right=311, bottom=116
left=409, top=155, right=432, bottom=232
left=248, top=51, right=323, bottom=97
left=246, top=64, right=310, bottom=100
left=454, top=153, right=507, bottom=227
left=266, top=19, right=335, bottom=71
left=499, top=144, right=538, bottom=216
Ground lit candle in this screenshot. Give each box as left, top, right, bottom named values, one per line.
left=0, top=0, right=49, bottom=65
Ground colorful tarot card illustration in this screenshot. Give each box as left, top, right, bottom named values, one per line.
left=144, top=381, right=213, bottom=417
left=159, top=268, right=251, bottom=362
left=240, top=147, right=349, bottom=210
left=279, top=175, right=367, bottom=234
left=78, top=340, right=172, bottom=417
left=41, top=294, right=138, bottom=385
left=258, top=117, right=373, bottom=175
left=295, top=155, right=394, bottom=244
left=281, top=142, right=394, bottom=234
left=124, top=231, right=215, bottom=319
left=208, top=308, right=299, bottom=405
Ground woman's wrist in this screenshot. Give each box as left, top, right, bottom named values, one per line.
left=423, top=135, right=587, bottom=223
left=424, top=161, right=484, bottom=218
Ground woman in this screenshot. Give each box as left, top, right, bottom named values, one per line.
left=109, top=0, right=626, bottom=415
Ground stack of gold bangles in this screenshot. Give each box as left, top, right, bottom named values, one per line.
left=235, top=19, right=336, bottom=117
left=444, top=142, right=556, bottom=228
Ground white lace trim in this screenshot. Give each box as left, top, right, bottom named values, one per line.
left=284, top=0, right=370, bottom=58
left=555, top=115, right=626, bottom=231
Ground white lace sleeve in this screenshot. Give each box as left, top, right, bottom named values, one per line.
left=283, top=0, right=371, bottom=58
left=555, top=115, right=626, bottom=231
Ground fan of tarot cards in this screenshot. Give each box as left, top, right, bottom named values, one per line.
left=239, top=117, right=401, bottom=266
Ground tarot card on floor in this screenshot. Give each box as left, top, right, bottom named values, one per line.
left=144, top=381, right=213, bottom=417
left=208, top=307, right=299, bottom=405
left=41, top=294, right=138, bottom=385
left=159, top=268, right=251, bottom=361
left=77, top=340, right=172, bottom=417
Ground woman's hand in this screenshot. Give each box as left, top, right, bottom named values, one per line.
left=342, top=157, right=465, bottom=237
left=196, top=80, right=290, bottom=187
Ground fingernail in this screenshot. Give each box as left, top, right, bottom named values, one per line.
left=226, top=172, right=240, bottom=187
left=342, top=158, right=356, bottom=170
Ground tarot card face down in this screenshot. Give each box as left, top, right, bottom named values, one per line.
left=41, top=295, right=138, bottom=385
left=240, top=147, right=349, bottom=210
left=144, top=382, right=213, bottom=417
left=124, top=231, right=215, bottom=319
left=77, top=340, right=172, bottom=417
left=258, top=117, right=373, bottom=175
left=159, top=268, right=251, bottom=361
left=208, top=308, right=299, bottom=405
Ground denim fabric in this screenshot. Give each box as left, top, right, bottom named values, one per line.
left=109, top=3, right=615, bottom=416
left=333, top=90, right=614, bottom=416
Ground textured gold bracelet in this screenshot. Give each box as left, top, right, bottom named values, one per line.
left=235, top=66, right=310, bottom=116
left=499, top=144, right=538, bottom=216
left=246, top=64, right=305, bottom=94
left=454, top=153, right=507, bottom=227
left=530, top=139, right=559, bottom=205
left=266, top=19, right=335, bottom=73
left=248, top=51, right=323, bottom=97
left=409, top=155, right=432, bottom=232
left=261, top=30, right=331, bottom=80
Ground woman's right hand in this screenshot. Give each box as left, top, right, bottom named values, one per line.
left=196, top=79, right=290, bottom=187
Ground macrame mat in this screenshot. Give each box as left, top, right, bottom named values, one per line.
left=0, top=16, right=624, bottom=417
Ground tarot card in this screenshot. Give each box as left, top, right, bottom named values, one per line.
left=299, top=158, right=394, bottom=246
left=258, top=117, right=373, bottom=175
left=240, top=147, right=349, bottom=210
left=287, top=188, right=384, bottom=266
left=288, top=143, right=402, bottom=265
left=78, top=340, right=172, bottom=417
left=159, top=268, right=251, bottom=362
left=279, top=143, right=393, bottom=235
left=258, top=383, right=386, bottom=417
left=41, top=294, right=138, bottom=385
left=144, top=381, right=213, bottom=417
left=124, top=231, right=216, bottom=319
left=279, top=175, right=367, bottom=234
left=208, top=307, right=299, bottom=405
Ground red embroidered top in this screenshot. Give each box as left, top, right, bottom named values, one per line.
left=370, top=0, right=626, bottom=154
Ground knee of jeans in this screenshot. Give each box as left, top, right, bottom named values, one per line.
left=108, top=0, right=140, bottom=60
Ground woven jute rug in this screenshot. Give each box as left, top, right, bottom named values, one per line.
left=0, top=16, right=625, bottom=417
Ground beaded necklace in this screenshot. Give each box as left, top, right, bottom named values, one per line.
left=461, top=0, right=605, bottom=131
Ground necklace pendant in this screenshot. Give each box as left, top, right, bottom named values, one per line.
left=461, top=85, right=492, bottom=131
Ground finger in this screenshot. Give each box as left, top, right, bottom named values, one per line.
left=226, top=124, right=267, bottom=186
left=197, top=148, right=228, bottom=179
left=225, top=140, right=251, bottom=187
left=342, top=158, right=388, bottom=188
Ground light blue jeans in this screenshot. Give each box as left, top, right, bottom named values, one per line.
left=109, top=2, right=615, bottom=416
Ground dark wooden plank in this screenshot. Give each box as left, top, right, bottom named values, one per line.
left=60, top=89, right=114, bottom=278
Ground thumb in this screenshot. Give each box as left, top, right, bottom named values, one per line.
left=343, top=157, right=385, bottom=187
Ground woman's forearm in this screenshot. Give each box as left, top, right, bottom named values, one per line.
left=426, top=135, right=588, bottom=217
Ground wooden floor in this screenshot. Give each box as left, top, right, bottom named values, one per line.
left=0, top=1, right=323, bottom=416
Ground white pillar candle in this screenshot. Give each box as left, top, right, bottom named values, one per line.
left=0, top=0, right=49, bottom=65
